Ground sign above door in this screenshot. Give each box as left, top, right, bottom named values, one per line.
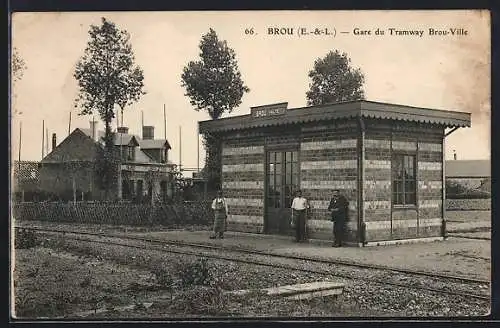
left=251, top=102, right=288, bottom=118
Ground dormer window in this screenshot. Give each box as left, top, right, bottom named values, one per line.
left=128, top=146, right=135, bottom=161
left=161, top=148, right=166, bottom=163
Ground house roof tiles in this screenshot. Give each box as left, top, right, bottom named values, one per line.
left=42, top=127, right=172, bottom=165
left=139, top=139, right=172, bottom=150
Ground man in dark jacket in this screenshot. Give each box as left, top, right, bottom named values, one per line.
left=328, top=189, right=349, bottom=247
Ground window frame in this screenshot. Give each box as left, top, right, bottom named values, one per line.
left=391, top=152, right=417, bottom=207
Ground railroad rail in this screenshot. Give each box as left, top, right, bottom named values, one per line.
left=15, top=226, right=490, bottom=301
left=16, top=226, right=489, bottom=284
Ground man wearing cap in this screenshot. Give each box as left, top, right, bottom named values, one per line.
left=291, top=190, right=309, bottom=242
left=328, top=189, right=349, bottom=247
left=210, top=190, right=229, bottom=239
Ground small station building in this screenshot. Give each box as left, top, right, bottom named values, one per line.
left=198, top=100, right=471, bottom=246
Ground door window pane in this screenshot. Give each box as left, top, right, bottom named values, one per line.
left=405, top=180, right=415, bottom=193
left=276, top=152, right=282, bottom=164
left=392, top=154, right=416, bottom=205
left=275, top=163, right=281, bottom=175
left=266, top=150, right=300, bottom=210
left=405, top=192, right=416, bottom=205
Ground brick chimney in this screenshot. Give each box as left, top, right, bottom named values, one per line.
left=117, top=126, right=129, bottom=134
left=89, top=120, right=98, bottom=142
left=142, top=126, right=154, bottom=140
left=52, top=133, right=56, bottom=151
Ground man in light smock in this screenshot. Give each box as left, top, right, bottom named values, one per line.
left=291, top=190, right=309, bottom=242
left=210, top=190, right=229, bottom=239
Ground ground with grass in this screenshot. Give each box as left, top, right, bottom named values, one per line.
left=12, top=231, right=489, bottom=319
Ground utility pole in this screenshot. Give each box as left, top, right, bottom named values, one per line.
left=163, top=104, right=166, bottom=139
left=179, top=126, right=182, bottom=172
left=41, top=120, right=45, bottom=159
left=68, top=112, right=72, bottom=136
left=197, top=125, right=199, bottom=173
left=118, top=127, right=123, bottom=200
left=45, top=127, right=49, bottom=155
left=92, top=116, right=96, bottom=140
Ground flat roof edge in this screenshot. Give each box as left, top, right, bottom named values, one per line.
left=198, top=101, right=471, bottom=133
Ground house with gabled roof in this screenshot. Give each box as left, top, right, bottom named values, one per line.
left=38, top=120, right=175, bottom=202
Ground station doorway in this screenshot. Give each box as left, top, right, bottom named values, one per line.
left=265, top=149, right=300, bottom=234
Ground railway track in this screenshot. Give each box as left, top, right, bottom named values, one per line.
left=15, top=226, right=490, bottom=301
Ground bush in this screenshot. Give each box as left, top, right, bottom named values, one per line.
left=446, top=180, right=491, bottom=199
left=167, top=258, right=228, bottom=315
left=15, top=229, right=39, bottom=249
left=176, top=257, right=212, bottom=287
left=151, top=263, right=176, bottom=290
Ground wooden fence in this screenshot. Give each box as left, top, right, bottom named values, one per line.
left=12, top=201, right=212, bottom=226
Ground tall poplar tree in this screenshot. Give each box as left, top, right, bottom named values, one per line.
left=181, top=28, right=249, bottom=188
left=74, top=17, right=145, bottom=198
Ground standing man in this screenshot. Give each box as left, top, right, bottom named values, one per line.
left=328, top=189, right=349, bottom=247
left=210, top=190, right=228, bottom=239
left=291, top=190, right=309, bottom=243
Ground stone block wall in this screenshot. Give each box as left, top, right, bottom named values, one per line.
left=300, top=120, right=359, bottom=242
left=218, top=118, right=445, bottom=244
left=362, top=120, right=444, bottom=242
left=417, top=132, right=443, bottom=238
left=364, top=124, right=392, bottom=242
left=221, top=135, right=265, bottom=233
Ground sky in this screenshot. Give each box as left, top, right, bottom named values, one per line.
left=11, top=10, right=491, bottom=175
